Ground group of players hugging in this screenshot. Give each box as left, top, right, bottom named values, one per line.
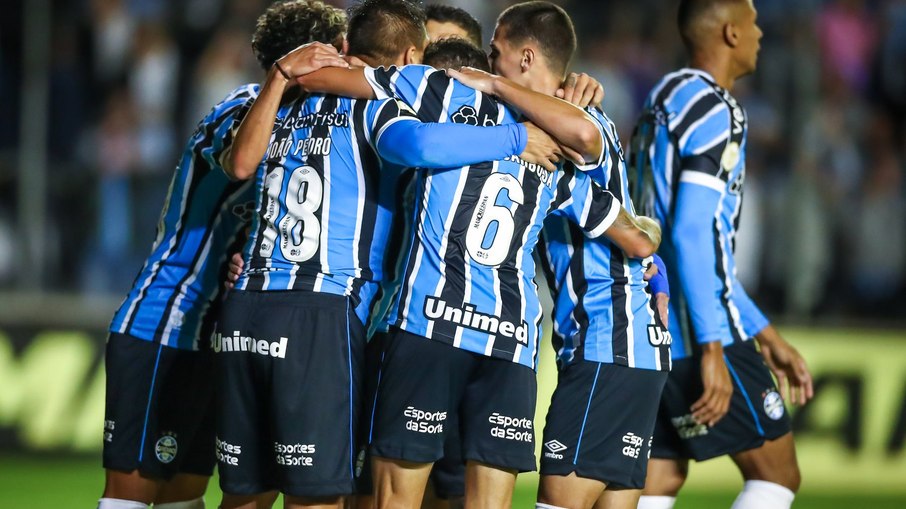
left=97, top=1, right=814, bottom=509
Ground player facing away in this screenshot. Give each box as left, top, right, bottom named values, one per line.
left=628, top=2, right=814, bottom=509
left=215, top=1, right=561, bottom=507
left=356, top=35, right=497, bottom=509
left=98, top=3, right=346, bottom=509
left=295, top=6, right=661, bottom=509
left=457, top=5, right=673, bottom=509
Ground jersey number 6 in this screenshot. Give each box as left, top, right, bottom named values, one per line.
left=466, top=173, right=524, bottom=266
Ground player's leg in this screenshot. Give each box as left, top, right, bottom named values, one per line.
left=372, top=457, right=434, bottom=507
left=459, top=355, right=537, bottom=509
left=153, top=474, right=208, bottom=508
left=637, top=358, right=697, bottom=509
left=636, top=459, right=687, bottom=508
left=724, top=342, right=799, bottom=509
left=100, top=469, right=160, bottom=507
left=463, top=460, right=517, bottom=509
left=422, top=452, right=465, bottom=508
left=367, top=329, right=468, bottom=509
left=101, top=333, right=197, bottom=507
left=591, top=487, right=641, bottom=509
left=539, top=362, right=666, bottom=509
left=282, top=496, right=344, bottom=509
left=421, top=414, right=465, bottom=509
left=538, top=472, right=604, bottom=509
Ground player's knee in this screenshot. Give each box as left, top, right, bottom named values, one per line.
left=778, top=463, right=801, bottom=493
left=739, top=456, right=800, bottom=492
left=643, top=461, right=687, bottom=496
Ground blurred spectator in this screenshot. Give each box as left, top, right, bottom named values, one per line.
left=81, top=88, right=140, bottom=293
left=817, top=0, right=879, bottom=94
left=849, top=112, right=905, bottom=312
left=130, top=22, right=178, bottom=172
left=90, top=0, right=135, bottom=87
left=186, top=25, right=255, bottom=132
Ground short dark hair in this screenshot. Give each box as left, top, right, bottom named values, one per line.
left=678, top=0, right=747, bottom=51
left=346, top=0, right=427, bottom=64
left=423, top=37, right=490, bottom=72
left=496, top=1, right=576, bottom=77
left=425, top=4, right=483, bottom=47
left=251, top=0, right=347, bottom=71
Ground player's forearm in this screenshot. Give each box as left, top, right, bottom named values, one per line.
left=378, top=121, right=527, bottom=169
left=297, top=66, right=377, bottom=99
left=227, top=67, right=289, bottom=180
left=732, top=280, right=771, bottom=337
left=491, top=77, right=603, bottom=165
left=602, top=208, right=659, bottom=259
left=674, top=203, right=727, bottom=344
left=753, top=324, right=782, bottom=347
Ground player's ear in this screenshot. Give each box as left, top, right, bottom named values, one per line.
left=521, top=47, right=534, bottom=73
left=403, top=45, right=420, bottom=65
left=723, top=22, right=739, bottom=48
left=341, top=37, right=349, bottom=55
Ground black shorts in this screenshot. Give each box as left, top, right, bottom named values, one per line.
left=215, top=290, right=365, bottom=497
left=369, top=329, right=537, bottom=473
left=103, top=333, right=216, bottom=479
left=651, top=340, right=792, bottom=461
left=539, top=359, right=667, bottom=488
left=356, top=332, right=465, bottom=499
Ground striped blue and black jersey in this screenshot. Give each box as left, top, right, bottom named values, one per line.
left=628, top=68, right=769, bottom=359
left=234, top=94, right=415, bottom=323
left=235, top=91, right=529, bottom=326
left=110, top=84, right=259, bottom=350
left=366, top=65, right=623, bottom=370
left=367, top=168, right=416, bottom=339
left=538, top=107, right=670, bottom=371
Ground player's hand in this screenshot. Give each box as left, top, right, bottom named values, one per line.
left=756, top=325, right=814, bottom=406
left=225, top=252, right=244, bottom=291
left=635, top=216, right=662, bottom=251
left=643, top=263, right=669, bottom=325
left=556, top=72, right=604, bottom=108
left=519, top=121, right=562, bottom=172
left=691, top=341, right=733, bottom=427
left=275, top=42, right=348, bottom=81
left=344, top=55, right=368, bottom=67
left=446, top=66, right=499, bottom=95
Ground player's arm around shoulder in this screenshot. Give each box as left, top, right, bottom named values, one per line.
left=226, top=42, right=348, bottom=180
left=447, top=67, right=604, bottom=166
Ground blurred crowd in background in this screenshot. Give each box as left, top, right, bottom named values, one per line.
left=0, top=0, right=904, bottom=324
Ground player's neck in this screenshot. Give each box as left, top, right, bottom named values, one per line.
left=689, top=55, right=736, bottom=91
left=525, top=72, right=562, bottom=97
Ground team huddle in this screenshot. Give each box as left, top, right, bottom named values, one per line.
left=99, top=1, right=814, bottom=509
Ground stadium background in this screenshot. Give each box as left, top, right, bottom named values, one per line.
left=0, top=0, right=904, bottom=507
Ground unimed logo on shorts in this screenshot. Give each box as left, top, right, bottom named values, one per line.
left=212, top=331, right=288, bottom=358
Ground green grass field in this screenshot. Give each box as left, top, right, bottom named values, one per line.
left=2, top=455, right=904, bottom=508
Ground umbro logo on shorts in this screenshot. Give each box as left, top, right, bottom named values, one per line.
left=543, top=439, right=567, bottom=460
left=544, top=440, right=567, bottom=453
